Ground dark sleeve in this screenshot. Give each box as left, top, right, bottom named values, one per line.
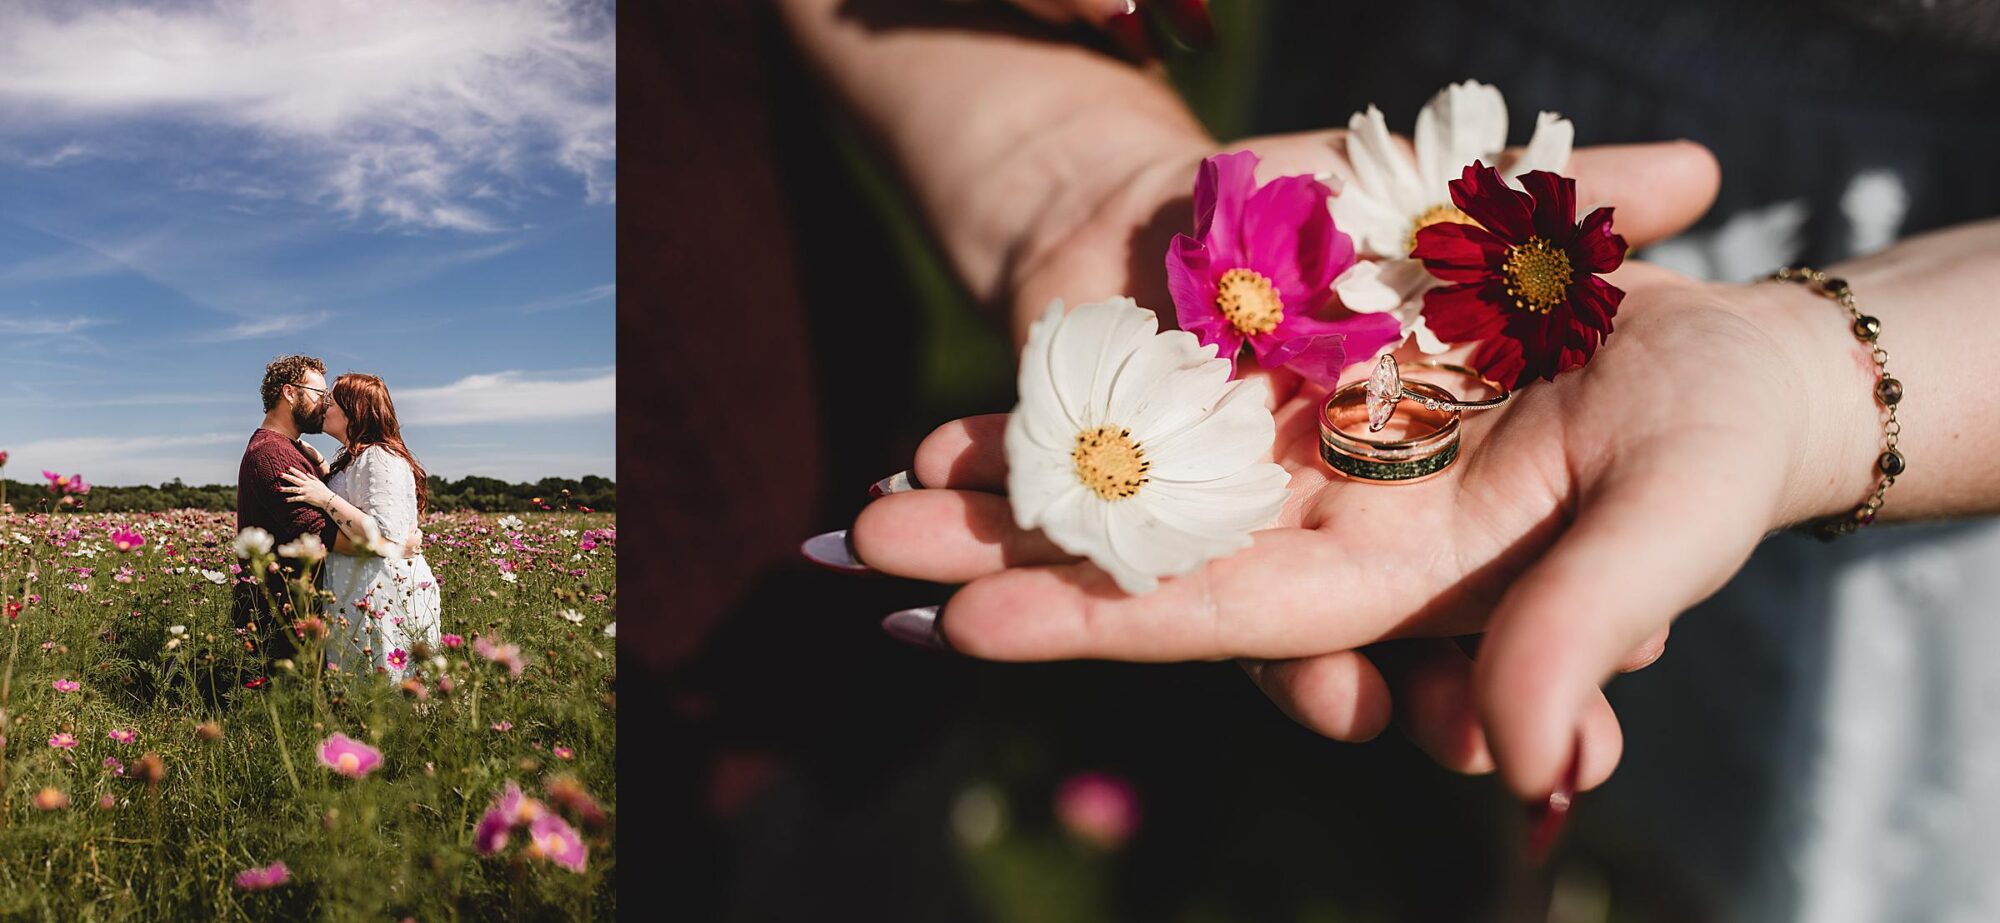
left=246, top=441, right=330, bottom=542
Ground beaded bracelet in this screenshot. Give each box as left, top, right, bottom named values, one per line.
left=1765, top=265, right=1903, bottom=540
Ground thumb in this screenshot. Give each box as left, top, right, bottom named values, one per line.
left=1470, top=440, right=1766, bottom=800
left=1563, top=140, right=1721, bottom=249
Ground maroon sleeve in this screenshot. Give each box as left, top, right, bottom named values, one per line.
left=243, top=437, right=331, bottom=545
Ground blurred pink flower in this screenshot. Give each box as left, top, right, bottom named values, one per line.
left=52, top=679, right=79, bottom=693
left=473, top=635, right=525, bottom=676
left=48, top=732, right=78, bottom=750
left=103, top=757, right=125, bottom=776
left=316, top=733, right=383, bottom=779
left=525, top=813, right=589, bottom=872
left=553, top=745, right=574, bottom=760
left=386, top=648, right=408, bottom=670
left=1054, top=771, right=1142, bottom=850
left=111, top=527, right=145, bottom=552
left=441, top=633, right=464, bottom=649
left=108, top=728, right=136, bottom=744
left=234, top=861, right=290, bottom=891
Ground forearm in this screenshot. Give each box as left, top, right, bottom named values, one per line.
left=318, top=493, right=382, bottom=551
left=771, top=0, right=1211, bottom=310
left=1767, top=219, right=2000, bottom=525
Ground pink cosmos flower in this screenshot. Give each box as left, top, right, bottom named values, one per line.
left=111, top=527, right=145, bottom=552
left=473, top=635, right=525, bottom=676
left=474, top=808, right=513, bottom=855
left=1054, top=771, right=1143, bottom=850
left=441, top=633, right=464, bottom=649
left=48, top=732, right=78, bottom=750
left=490, top=721, right=513, bottom=733
left=553, top=745, right=575, bottom=760
left=234, top=861, right=290, bottom=891
left=108, top=728, right=136, bottom=744
left=52, top=679, right=79, bottom=693
left=1166, top=151, right=1403, bottom=385
left=103, top=756, right=125, bottom=776
left=475, top=780, right=549, bottom=855
left=386, top=648, right=408, bottom=670
left=525, top=813, right=589, bottom=872
left=316, top=733, right=383, bottom=779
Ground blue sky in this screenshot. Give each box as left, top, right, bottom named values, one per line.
left=0, top=0, right=614, bottom=486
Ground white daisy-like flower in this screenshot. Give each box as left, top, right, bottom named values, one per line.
left=500, top=571, right=519, bottom=584
left=1328, top=80, right=1575, bottom=354
left=167, top=625, right=187, bottom=636
left=1004, top=298, right=1291, bottom=596
left=603, top=622, right=616, bottom=639
left=276, top=533, right=326, bottom=563
left=199, top=569, right=228, bottom=585
left=497, top=515, right=525, bottom=532
left=232, top=527, right=274, bottom=560
left=558, top=608, right=584, bottom=624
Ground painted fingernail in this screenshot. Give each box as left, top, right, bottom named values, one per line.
left=1525, top=735, right=1584, bottom=865
left=1159, top=0, right=1214, bottom=50
left=800, top=530, right=869, bottom=573
left=867, top=470, right=921, bottom=498
left=881, top=606, right=947, bottom=651
left=1104, top=8, right=1155, bottom=60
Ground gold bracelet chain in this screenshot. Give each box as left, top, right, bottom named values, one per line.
left=1765, top=265, right=1904, bottom=540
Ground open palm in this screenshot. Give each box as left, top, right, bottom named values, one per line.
left=855, top=131, right=1752, bottom=798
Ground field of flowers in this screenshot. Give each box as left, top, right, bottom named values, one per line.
left=0, top=500, right=615, bottom=921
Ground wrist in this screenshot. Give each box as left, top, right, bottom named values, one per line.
left=1729, top=278, right=1884, bottom=529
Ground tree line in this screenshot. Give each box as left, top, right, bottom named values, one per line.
left=0, top=475, right=615, bottom=514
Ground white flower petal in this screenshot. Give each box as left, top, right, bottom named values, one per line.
left=1032, top=485, right=1113, bottom=565
left=1047, top=297, right=1157, bottom=429
left=1414, top=80, right=1508, bottom=192
left=1142, top=464, right=1291, bottom=535
left=1005, top=412, right=1088, bottom=530
left=1333, top=261, right=1401, bottom=313
left=1104, top=328, right=1222, bottom=431
left=1143, top=377, right=1276, bottom=482
left=1344, top=105, right=1428, bottom=221
left=1100, top=501, right=1240, bottom=594
left=1508, top=111, right=1574, bottom=179
left=1015, top=299, right=1082, bottom=450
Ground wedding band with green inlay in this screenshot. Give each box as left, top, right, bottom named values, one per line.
left=1320, top=377, right=1461, bottom=484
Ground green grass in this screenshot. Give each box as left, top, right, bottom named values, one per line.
left=0, top=507, right=615, bottom=921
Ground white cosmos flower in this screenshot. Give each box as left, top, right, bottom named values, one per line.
left=1327, top=80, right=1574, bottom=354
left=199, top=569, right=228, bottom=585
left=1005, top=298, right=1291, bottom=595
left=232, top=527, right=274, bottom=559
left=497, top=515, right=525, bottom=532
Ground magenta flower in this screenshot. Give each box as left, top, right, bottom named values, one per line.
left=442, top=633, right=464, bottom=649
left=103, top=756, right=126, bottom=776
left=108, top=728, right=136, bottom=744
left=553, top=745, right=574, bottom=760
left=48, top=732, right=78, bottom=750
left=111, top=527, right=145, bottom=552
left=316, top=733, right=383, bottom=779
left=474, top=808, right=513, bottom=855
left=525, top=813, right=589, bottom=872
left=475, top=780, right=549, bottom=855
left=233, top=861, right=290, bottom=891
left=473, top=635, right=525, bottom=676
left=1054, top=771, right=1142, bottom=850
left=41, top=471, right=88, bottom=495
left=386, top=648, right=408, bottom=670
left=52, top=679, right=79, bottom=693
left=1166, top=151, right=1402, bottom=385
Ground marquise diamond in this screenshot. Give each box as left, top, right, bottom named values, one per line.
left=1365, top=354, right=1401, bottom=432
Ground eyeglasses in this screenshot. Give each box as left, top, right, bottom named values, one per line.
left=294, top=383, right=329, bottom=398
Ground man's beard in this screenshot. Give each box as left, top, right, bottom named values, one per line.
left=293, top=400, right=326, bottom=435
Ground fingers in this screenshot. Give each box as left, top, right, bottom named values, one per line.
left=1240, top=653, right=1392, bottom=742
left=851, top=488, right=1076, bottom=582
left=1616, top=626, right=1670, bottom=673
left=1564, top=141, right=1721, bottom=249
left=1472, top=449, right=1767, bottom=799
left=936, top=527, right=1429, bottom=662
left=911, top=415, right=1011, bottom=492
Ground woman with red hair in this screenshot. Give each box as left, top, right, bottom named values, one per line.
left=279, top=373, right=441, bottom=680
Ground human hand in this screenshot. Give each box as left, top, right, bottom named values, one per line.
left=852, top=253, right=1874, bottom=803
left=278, top=467, right=334, bottom=511
left=402, top=528, right=424, bottom=559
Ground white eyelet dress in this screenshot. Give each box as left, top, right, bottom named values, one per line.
left=322, top=446, right=442, bottom=680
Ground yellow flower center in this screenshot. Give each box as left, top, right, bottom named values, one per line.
left=337, top=753, right=360, bottom=773
left=1214, top=268, right=1283, bottom=335
left=1406, top=203, right=1479, bottom=253
left=1071, top=426, right=1150, bottom=501
left=1501, top=236, right=1574, bottom=314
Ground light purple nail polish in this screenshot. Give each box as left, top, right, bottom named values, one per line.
left=800, top=530, right=868, bottom=572
left=867, top=470, right=920, bottom=498
left=881, top=606, right=945, bottom=650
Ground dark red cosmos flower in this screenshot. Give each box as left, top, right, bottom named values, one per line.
left=1412, top=162, right=1627, bottom=390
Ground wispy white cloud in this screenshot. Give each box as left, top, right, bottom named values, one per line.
left=393, top=368, right=613, bottom=426
left=195, top=310, right=333, bottom=342
left=0, top=0, right=614, bottom=231
left=20, top=141, right=89, bottom=168
left=519, top=282, right=613, bottom=314
left=0, top=315, right=103, bottom=335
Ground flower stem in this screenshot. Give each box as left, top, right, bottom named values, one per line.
left=263, top=691, right=301, bottom=795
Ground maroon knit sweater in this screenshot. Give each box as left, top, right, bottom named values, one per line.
left=235, top=428, right=341, bottom=553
